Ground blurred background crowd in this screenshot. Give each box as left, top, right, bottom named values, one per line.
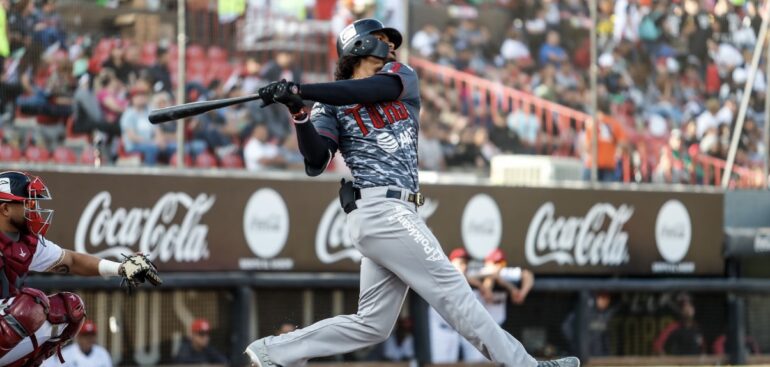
left=0, top=0, right=768, bottom=187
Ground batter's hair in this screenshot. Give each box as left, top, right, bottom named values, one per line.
left=334, top=55, right=364, bottom=81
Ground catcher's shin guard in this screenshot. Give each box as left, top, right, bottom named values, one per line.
left=25, top=292, right=85, bottom=366
left=0, top=288, right=50, bottom=358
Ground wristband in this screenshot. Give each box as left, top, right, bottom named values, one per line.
left=98, top=259, right=121, bottom=277
left=293, top=111, right=309, bottom=123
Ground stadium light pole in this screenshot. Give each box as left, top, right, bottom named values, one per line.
left=723, top=2, right=770, bottom=188
left=176, top=0, right=187, bottom=169
left=589, top=0, right=598, bottom=183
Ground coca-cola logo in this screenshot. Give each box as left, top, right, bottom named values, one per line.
left=461, top=194, right=502, bottom=259
left=525, top=202, right=632, bottom=266
left=75, top=191, right=215, bottom=262
left=315, top=198, right=438, bottom=264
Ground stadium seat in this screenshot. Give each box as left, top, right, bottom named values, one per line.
left=170, top=153, right=193, bottom=167
left=64, top=117, right=90, bottom=147
left=51, top=146, right=77, bottom=165
left=24, top=146, right=50, bottom=162
left=79, top=146, right=97, bottom=165
left=186, top=45, right=205, bottom=61
left=0, top=145, right=22, bottom=161
left=116, top=140, right=142, bottom=166
left=220, top=153, right=243, bottom=169
left=194, top=152, right=218, bottom=168
left=207, top=46, right=228, bottom=62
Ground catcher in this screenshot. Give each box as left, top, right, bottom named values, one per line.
left=0, top=171, right=162, bottom=366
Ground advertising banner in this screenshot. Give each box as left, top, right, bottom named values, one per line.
left=38, top=170, right=724, bottom=275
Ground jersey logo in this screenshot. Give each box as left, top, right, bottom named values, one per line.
left=377, top=133, right=399, bottom=153
left=18, top=248, right=26, bottom=258
left=344, top=101, right=410, bottom=136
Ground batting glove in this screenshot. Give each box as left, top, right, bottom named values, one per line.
left=272, top=79, right=305, bottom=114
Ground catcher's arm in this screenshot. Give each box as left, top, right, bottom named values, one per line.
left=53, top=250, right=162, bottom=291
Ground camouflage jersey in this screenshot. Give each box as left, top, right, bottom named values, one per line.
left=311, top=62, right=421, bottom=193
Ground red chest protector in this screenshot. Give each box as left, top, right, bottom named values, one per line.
left=0, top=233, right=38, bottom=298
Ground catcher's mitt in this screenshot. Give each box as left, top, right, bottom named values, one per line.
left=120, top=253, right=162, bottom=292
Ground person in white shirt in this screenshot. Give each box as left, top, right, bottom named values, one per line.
left=461, top=249, right=534, bottom=363
left=243, top=124, right=286, bottom=170
left=696, top=99, right=720, bottom=139
left=42, top=320, right=112, bottom=367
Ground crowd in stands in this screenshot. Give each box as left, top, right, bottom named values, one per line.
left=412, top=0, right=769, bottom=184
left=0, top=0, right=767, bottom=186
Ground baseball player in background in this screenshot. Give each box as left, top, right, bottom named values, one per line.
left=0, top=171, right=161, bottom=366
left=41, top=320, right=112, bottom=367
left=245, top=19, right=579, bottom=367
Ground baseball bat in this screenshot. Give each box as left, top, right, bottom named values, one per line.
left=148, top=94, right=264, bottom=124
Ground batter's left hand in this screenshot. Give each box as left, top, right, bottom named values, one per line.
left=272, top=79, right=305, bottom=114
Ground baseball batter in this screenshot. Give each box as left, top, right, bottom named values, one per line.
left=245, top=19, right=579, bottom=367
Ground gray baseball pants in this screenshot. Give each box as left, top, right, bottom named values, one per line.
left=258, top=188, right=537, bottom=367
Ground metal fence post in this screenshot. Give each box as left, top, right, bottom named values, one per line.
left=575, top=290, right=591, bottom=364
left=410, top=292, right=432, bottom=364
left=231, top=286, right=255, bottom=366
left=727, top=293, right=747, bottom=365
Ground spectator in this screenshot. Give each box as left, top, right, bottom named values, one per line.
left=411, top=24, right=440, bottom=58
left=243, top=123, right=285, bottom=170
left=582, top=107, right=627, bottom=182
left=382, top=317, right=415, bottom=362
left=32, top=0, right=64, bottom=49
left=43, top=320, right=112, bottom=366
left=653, top=295, right=705, bottom=355
left=274, top=321, right=297, bottom=336
left=418, top=120, right=446, bottom=171
left=538, top=31, right=567, bottom=67
left=102, top=42, right=137, bottom=85
left=119, top=83, right=159, bottom=165
left=173, top=318, right=228, bottom=365
left=147, top=46, right=172, bottom=93
left=562, top=292, right=617, bottom=357
left=260, top=51, right=300, bottom=84
left=696, top=98, right=720, bottom=139
left=460, top=248, right=534, bottom=363
left=96, top=70, right=127, bottom=124
left=499, top=28, right=532, bottom=67
left=507, top=107, right=539, bottom=154
left=151, top=91, right=206, bottom=160
left=72, top=73, right=120, bottom=138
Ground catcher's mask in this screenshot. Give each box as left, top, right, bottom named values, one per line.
left=0, top=171, right=53, bottom=236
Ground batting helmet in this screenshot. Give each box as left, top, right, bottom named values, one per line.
left=336, top=18, right=403, bottom=59
left=0, top=171, right=53, bottom=236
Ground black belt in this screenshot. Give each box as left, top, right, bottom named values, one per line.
left=353, top=188, right=425, bottom=207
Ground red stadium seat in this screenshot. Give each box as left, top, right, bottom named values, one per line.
left=194, top=152, right=218, bottom=168
left=0, top=145, right=22, bottom=161
left=207, top=46, right=228, bottom=62
left=186, top=45, right=205, bottom=61
left=220, top=153, right=243, bottom=169
left=24, top=146, right=50, bottom=162
left=80, top=146, right=97, bottom=165
left=170, top=153, right=193, bottom=167
left=51, top=146, right=77, bottom=164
